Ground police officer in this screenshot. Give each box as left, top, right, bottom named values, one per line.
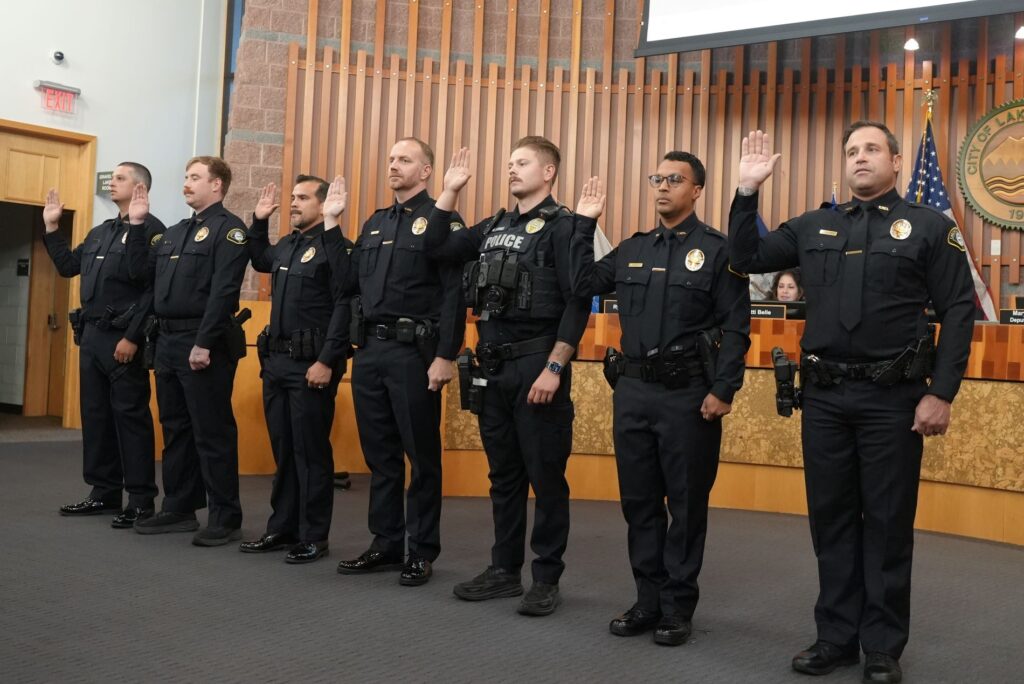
left=729, top=125, right=975, bottom=682
left=43, top=163, right=163, bottom=528
left=127, top=156, right=251, bottom=546
left=424, top=138, right=592, bottom=616
left=569, top=154, right=750, bottom=645
left=238, top=176, right=353, bottom=563
left=328, top=138, right=466, bottom=586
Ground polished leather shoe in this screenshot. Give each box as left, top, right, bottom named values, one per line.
left=111, top=507, right=154, bottom=529
left=59, top=498, right=121, bottom=516
left=453, top=566, right=524, bottom=601
left=792, top=641, right=860, bottom=675
left=399, top=557, right=432, bottom=586
left=133, top=511, right=200, bottom=534
left=863, top=653, right=902, bottom=683
left=192, top=526, right=242, bottom=547
left=653, top=616, right=692, bottom=646
left=239, top=532, right=298, bottom=553
left=336, top=550, right=404, bottom=574
left=517, top=581, right=560, bottom=616
left=609, top=607, right=662, bottom=636
left=285, top=542, right=329, bottom=564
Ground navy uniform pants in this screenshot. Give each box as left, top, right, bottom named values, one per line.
left=261, top=352, right=339, bottom=543
left=351, top=336, right=443, bottom=561
left=477, top=351, right=573, bottom=584
left=78, top=323, right=157, bottom=508
left=612, top=376, right=721, bottom=619
left=154, top=331, right=241, bottom=529
left=801, top=377, right=926, bottom=658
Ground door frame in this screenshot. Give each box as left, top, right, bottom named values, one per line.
left=0, top=118, right=96, bottom=427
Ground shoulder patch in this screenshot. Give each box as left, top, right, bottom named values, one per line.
left=947, top=227, right=966, bottom=253
left=450, top=221, right=464, bottom=231
left=226, top=228, right=248, bottom=245
left=150, top=233, right=163, bottom=246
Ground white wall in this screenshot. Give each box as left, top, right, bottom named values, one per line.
left=0, top=0, right=227, bottom=228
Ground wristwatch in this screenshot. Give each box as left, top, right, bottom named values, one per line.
left=737, top=185, right=758, bottom=196
left=545, top=360, right=563, bottom=375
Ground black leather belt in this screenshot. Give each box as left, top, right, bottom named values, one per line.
left=803, top=356, right=893, bottom=381
left=620, top=356, right=704, bottom=382
left=363, top=320, right=437, bottom=341
left=265, top=336, right=294, bottom=354
left=476, top=335, right=557, bottom=362
left=158, top=317, right=204, bottom=333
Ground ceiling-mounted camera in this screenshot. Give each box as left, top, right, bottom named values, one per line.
left=52, top=51, right=65, bottom=64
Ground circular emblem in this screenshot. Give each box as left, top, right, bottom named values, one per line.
left=411, top=217, right=428, bottom=235
left=121, top=231, right=128, bottom=244
left=301, top=246, right=316, bottom=263
left=194, top=226, right=210, bottom=242
left=948, top=227, right=967, bottom=252
left=685, top=249, right=705, bottom=271
left=450, top=221, right=464, bottom=232
left=526, top=218, right=546, bottom=234
left=890, top=219, right=912, bottom=240
left=958, top=98, right=1024, bottom=230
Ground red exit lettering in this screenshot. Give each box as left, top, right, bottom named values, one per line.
left=43, top=88, right=75, bottom=113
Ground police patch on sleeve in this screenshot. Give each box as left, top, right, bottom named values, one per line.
left=947, top=227, right=966, bottom=252
left=450, top=221, right=464, bottom=231
left=150, top=233, right=163, bottom=246
left=226, top=228, right=248, bottom=245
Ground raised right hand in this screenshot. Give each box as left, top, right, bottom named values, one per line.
left=443, top=148, right=473, bottom=194
left=254, top=182, right=280, bottom=220
left=323, top=176, right=348, bottom=229
left=43, top=189, right=63, bottom=232
left=128, top=183, right=150, bottom=225
left=738, top=130, right=782, bottom=190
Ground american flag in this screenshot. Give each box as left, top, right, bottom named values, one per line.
left=906, top=116, right=997, bottom=321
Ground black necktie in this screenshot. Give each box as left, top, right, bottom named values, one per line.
left=364, top=207, right=399, bottom=309
left=270, top=232, right=302, bottom=337
left=839, top=207, right=869, bottom=331
left=161, top=216, right=196, bottom=302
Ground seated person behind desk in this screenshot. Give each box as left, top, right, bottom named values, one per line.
left=772, top=269, right=803, bottom=302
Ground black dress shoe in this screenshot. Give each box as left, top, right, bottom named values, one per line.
left=192, top=526, right=242, bottom=547
left=336, top=550, right=404, bottom=574
left=399, top=557, right=432, bottom=586
left=517, top=581, right=560, bottom=616
left=59, top=498, right=121, bottom=516
left=111, top=507, right=154, bottom=529
left=653, top=616, right=692, bottom=646
left=863, top=653, right=902, bottom=683
left=453, top=566, right=523, bottom=601
left=792, top=641, right=860, bottom=675
left=285, top=542, right=329, bottom=564
left=609, top=607, right=662, bottom=636
left=239, top=532, right=298, bottom=553
left=134, top=511, right=200, bottom=534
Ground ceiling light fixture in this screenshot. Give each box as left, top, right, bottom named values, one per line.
left=904, top=37, right=920, bottom=51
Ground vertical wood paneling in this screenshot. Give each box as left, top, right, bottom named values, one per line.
left=535, top=0, right=551, bottom=135
left=467, top=3, right=485, bottom=222
left=762, top=43, right=777, bottom=226
left=316, top=47, right=334, bottom=178
left=419, top=57, right=434, bottom=142
left=403, top=0, right=419, bottom=137
left=431, top=1, right=455, bottom=197
left=386, top=53, right=400, bottom=159
left=612, top=68, right=629, bottom=243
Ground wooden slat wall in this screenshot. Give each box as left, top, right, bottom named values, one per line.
left=278, top=1, right=1024, bottom=308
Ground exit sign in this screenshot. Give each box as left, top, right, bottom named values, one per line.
left=33, top=80, right=80, bottom=114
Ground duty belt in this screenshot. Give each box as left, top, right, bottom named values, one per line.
left=620, top=355, right=704, bottom=383
left=84, top=316, right=129, bottom=331
left=158, top=317, right=204, bottom=333
left=475, top=335, right=557, bottom=363
left=264, top=336, right=296, bottom=354
left=802, top=356, right=893, bottom=381
left=363, top=320, right=437, bottom=341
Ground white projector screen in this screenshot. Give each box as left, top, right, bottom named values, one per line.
left=637, top=1, right=1020, bottom=56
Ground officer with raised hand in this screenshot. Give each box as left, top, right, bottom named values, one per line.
left=569, top=154, right=750, bottom=646
left=424, top=137, right=594, bottom=616
left=43, top=163, right=164, bottom=528
left=238, top=176, right=353, bottom=564
left=328, top=138, right=466, bottom=586
left=729, top=125, right=975, bottom=683
left=127, top=156, right=251, bottom=547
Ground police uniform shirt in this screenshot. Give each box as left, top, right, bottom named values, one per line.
left=729, top=187, right=976, bottom=401
left=572, top=213, right=750, bottom=403
left=45, top=213, right=166, bottom=344
left=427, top=195, right=592, bottom=347
left=144, top=201, right=250, bottom=349
left=248, top=218, right=353, bottom=366
left=351, top=189, right=466, bottom=359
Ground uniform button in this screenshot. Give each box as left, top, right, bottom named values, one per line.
left=891, top=248, right=897, bottom=254
left=686, top=280, right=693, bottom=286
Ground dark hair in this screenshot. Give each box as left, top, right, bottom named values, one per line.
left=395, top=137, right=435, bottom=167
left=662, top=151, right=706, bottom=187
left=295, top=174, right=329, bottom=202
left=512, top=135, right=561, bottom=180
left=186, top=156, right=232, bottom=196
left=841, top=121, right=900, bottom=155
left=772, top=269, right=803, bottom=300
left=116, top=161, right=153, bottom=190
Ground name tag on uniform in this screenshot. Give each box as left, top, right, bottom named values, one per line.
left=370, top=230, right=380, bottom=235
left=819, top=229, right=838, bottom=236
left=170, top=255, right=180, bottom=260
left=628, top=262, right=643, bottom=268
left=96, top=255, right=105, bottom=259
left=279, top=266, right=289, bottom=271
left=651, top=267, right=666, bottom=272
left=382, top=240, right=393, bottom=245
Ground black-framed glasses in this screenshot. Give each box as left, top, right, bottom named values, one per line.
left=647, top=174, right=694, bottom=188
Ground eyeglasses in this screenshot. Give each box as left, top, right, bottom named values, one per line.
left=647, top=174, right=695, bottom=188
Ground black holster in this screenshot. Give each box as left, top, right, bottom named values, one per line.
left=350, top=296, right=366, bottom=348
left=69, top=308, right=84, bottom=346
left=771, top=346, right=802, bottom=416
left=456, top=348, right=485, bottom=415
left=414, top=320, right=440, bottom=365
left=696, top=328, right=723, bottom=387
left=225, top=308, right=251, bottom=361
left=603, top=347, right=622, bottom=389
left=142, top=315, right=158, bottom=369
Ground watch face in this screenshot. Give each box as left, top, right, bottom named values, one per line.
left=546, top=360, right=563, bottom=374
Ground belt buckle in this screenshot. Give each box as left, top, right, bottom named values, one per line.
left=375, top=324, right=389, bottom=340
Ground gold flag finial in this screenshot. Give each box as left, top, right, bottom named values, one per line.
left=923, top=89, right=937, bottom=117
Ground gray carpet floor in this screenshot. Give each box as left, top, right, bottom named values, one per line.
left=0, top=438, right=1021, bottom=683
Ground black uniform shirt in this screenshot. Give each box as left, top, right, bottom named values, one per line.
left=349, top=189, right=467, bottom=359
left=45, top=213, right=165, bottom=344
left=570, top=213, right=751, bottom=403
left=248, top=218, right=353, bottom=366
left=728, top=187, right=976, bottom=401
left=132, top=201, right=250, bottom=349
left=426, top=194, right=592, bottom=348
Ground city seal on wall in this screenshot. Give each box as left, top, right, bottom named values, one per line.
left=958, top=98, right=1024, bottom=231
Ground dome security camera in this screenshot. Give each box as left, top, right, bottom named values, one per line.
left=52, top=51, right=65, bottom=64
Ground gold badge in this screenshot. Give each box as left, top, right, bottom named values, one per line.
left=450, top=221, right=464, bottom=231
left=526, top=218, right=546, bottom=234
left=226, top=228, right=247, bottom=245
left=121, top=231, right=128, bottom=244
left=194, top=226, right=210, bottom=242
left=890, top=219, right=912, bottom=240
left=411, top=217, right=428, bottom=235
left=150, top=233, right=163, bottom=246
left=685, top=249, right=705, bottom=271
left=947, top=227, right=967, bottom=252
left=301, top=246, right=316, bottom=263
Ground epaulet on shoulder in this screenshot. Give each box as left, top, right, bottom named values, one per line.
left=702, top=225, right=726, bottom=239
left=539, top=203, right=573, bottom=220
left=905, top=200, right=946, bottom=218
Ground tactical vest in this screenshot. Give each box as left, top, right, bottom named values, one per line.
left=463, top=205, right=569, bottom=320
